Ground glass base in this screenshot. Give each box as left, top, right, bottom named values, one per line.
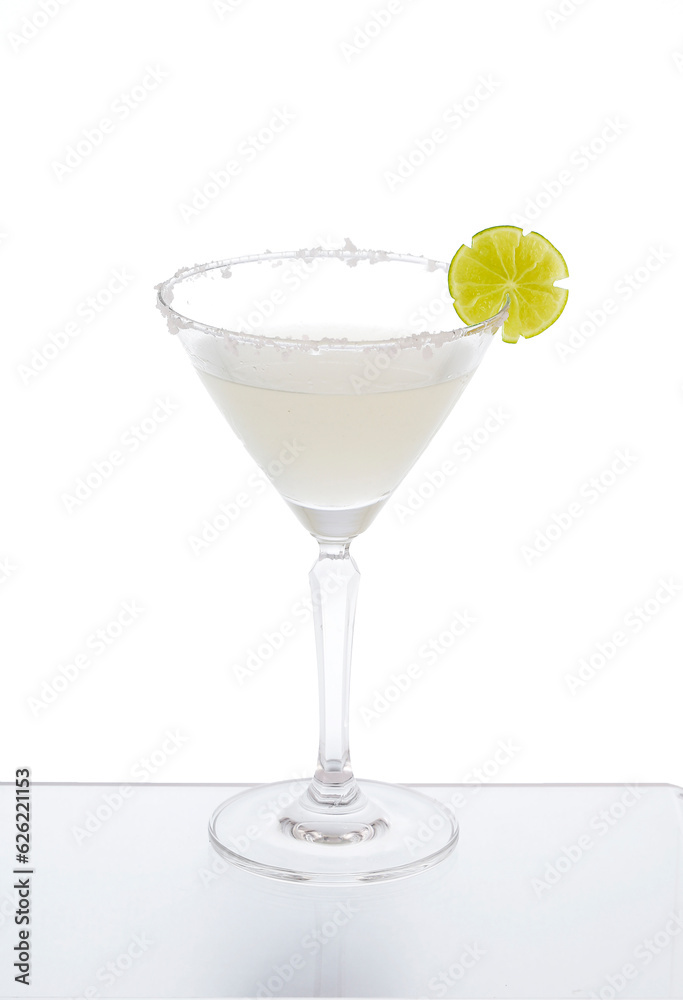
left=208, top=778, right=458, bottom=883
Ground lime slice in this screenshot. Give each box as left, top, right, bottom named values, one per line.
left=448, top=226, right=568, bottom=343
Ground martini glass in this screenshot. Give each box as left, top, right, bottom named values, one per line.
left=157, top=246, right=508, bottom=883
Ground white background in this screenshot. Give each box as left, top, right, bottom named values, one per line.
left=1, top=0, right=681, bottom=791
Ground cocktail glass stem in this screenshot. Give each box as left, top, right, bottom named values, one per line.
left=305, top=541, right=363, bottom=811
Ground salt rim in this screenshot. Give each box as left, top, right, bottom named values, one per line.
left=155, top=245, right=510, bottom=353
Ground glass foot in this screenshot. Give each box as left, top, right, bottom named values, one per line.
left=208, top=779, right=459, bottom=884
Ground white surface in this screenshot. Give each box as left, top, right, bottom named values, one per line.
left=0, top=1, right=682, bottom=793
left=1, top=782, right=682, bottom=998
